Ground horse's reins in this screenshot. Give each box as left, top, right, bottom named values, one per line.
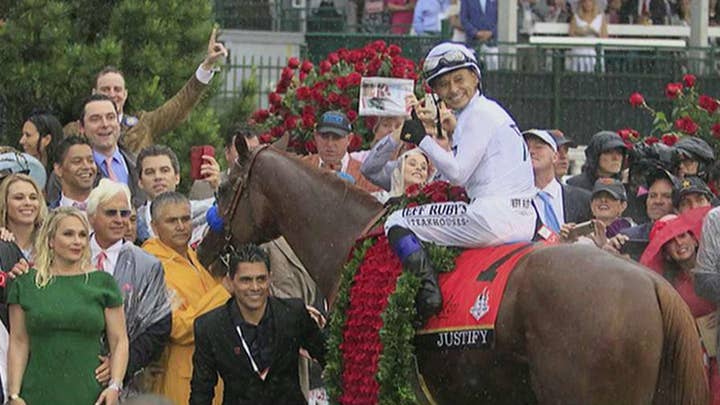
left=218, top=144, right=271, bottom=266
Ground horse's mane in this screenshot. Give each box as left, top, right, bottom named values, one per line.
left=258, top=147, right=384, bottom=211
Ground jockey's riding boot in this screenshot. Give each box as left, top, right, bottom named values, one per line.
left=387, top=226, right=442, bottom=322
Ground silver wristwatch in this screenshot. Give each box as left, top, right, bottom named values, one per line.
left=108, top=379, right=123, bottom=392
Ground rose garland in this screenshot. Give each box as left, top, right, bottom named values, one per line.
left=623, top=74, right=720, bottom=153
left=326, top=182, right=468, bottom=404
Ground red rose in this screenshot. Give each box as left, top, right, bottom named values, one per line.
left=348, top=134, right=363, bottom=152
left=271, top=125, right=285, bottom=138
left=328, top=52, right=340, bottom=64
left=300, top=59, right=314, bottom=73
left=429, top=190, right=449, bottom=203
left=319, top=60, right=332, bottom=74
left=624, top=141, right=635, bottom=150
left=367, top=58, right=383, bottom=76
left=354, top=62, right=366, bottom=74
left=391, top=65, right=406, bottom=78
left=347, top=72, right=362, bottom=87
left=302, top=114, right=315, bottom=129
left=665, top=82, right=683, bottom=99
left=348, top=50, right=363, bottom=63
left=405, top=184, right=422, bottom=197
left=617, top=129, right=631, bottom=140
left=335, top=76, right=348, bottom=90
left=712, top=123, right=720, bottom=139
left=281, top=67, right=294, bottom=81
left=338, top=94, right=351, bottom=108
left=699, top=95, right=719, bottom=114
left=674, top=116, right=699, bottom=135
left=287, top=57, right=300, bottom=69
left=405, top=201, right=419, bottom=208
left=302, top=104, right=316, bottom=116
left=296, top=86, right=311, bottom=100
left=285, top=115, right=299, bottom=130
left=644, top=136, right=660, bottom=145
left=259, top=133, right=272, bottom=144
left=275, top=81, right=288, bottom=93
left=683, top=74, right=696, bottom=88
left=372, top=40, right=387, bottom=53
left=337, top=48, right=349, bottom=61
left=629, top=92, right=645, bottom=107
left=328, top=92, right=340, bottom=105
left=346, top=110, right=358, bottom=121
left=661, top=133, right=679, bottom=146
left=299, top=72, right=307, bottom=82
left=388, top=44, right=402, bottom=56
left=268, top=92, right=282, bottom=106
left=304, top=139, right=317, bottom=153
left=252, top=109, right=270, bottom=123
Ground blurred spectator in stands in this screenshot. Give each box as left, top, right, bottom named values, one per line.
left=144, top=192, right=228, bottom=405
left=606, top=0, right=623, bottom=23
left=549, top=129, right=576, bottom=182
left=518, top=0, right=545, bottom=71
left=136, top=145, right=218, bottom=246
left=413, top=0, right=449, bottom=34
left=671, top=0, right=690, bottom=25
left=0, top=174, right=47, bottom=265
left=49, top=135, right=98, bottom=210
left=446, top=0, right=466, bottom=41
left=461, top=0, right=499, bottom=70
left=302, top=111, right=379, bottom=192
left=567, top=130, right=627, bottom=192
left=86, top=179, right=171, bottom=398
left=361, top=0, right=390, bottom=32
left=711, top=0, right=720, bottom=25
left=18, top=111, right=62, bottom=178
left=620, top=0, right=670, bottom=25
left=542, top=0, right=572, bottom=22
left=567, top=0, right=608, bottom=73
left=388, top=0, right=416, bottom=33
left=674, top=137, right=715, bottom=182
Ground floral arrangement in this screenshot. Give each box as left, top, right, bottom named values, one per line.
left=620, top=74, right=720, bottom=151
left=249, top=41, right=425, bottom=154
left=325, top=181, right=467, bottom=405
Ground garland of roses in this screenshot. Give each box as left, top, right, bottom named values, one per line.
left=325, top=181, right=468, bottom=405
left=250, top=41, right=427, bottom=155
left=622, top=74, right=720, bottom=153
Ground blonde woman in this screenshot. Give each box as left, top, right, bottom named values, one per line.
left=6, top=207, right=128, bottom=405
left=373, top=148, right=432, bottom=204
left=0, top=173, right=48, bottom=265
left=567, top=0, right=608, bottom=72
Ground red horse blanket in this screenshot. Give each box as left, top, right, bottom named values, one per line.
left=415, top=242, right=537, bottom=350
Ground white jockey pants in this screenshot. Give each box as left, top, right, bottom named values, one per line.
left=384, top=196, right=537, bottom=247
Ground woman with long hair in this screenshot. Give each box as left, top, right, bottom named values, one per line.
left=0, top=173, right=48, bottom=265
left=18, top=111, right=63, bottom=176
left=567, top=0, right=608, bottom=72
left=372, top=148, right=432, bottom=204
left=6, top=207, right=128, bottom=405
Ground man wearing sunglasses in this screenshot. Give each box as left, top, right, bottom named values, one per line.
left=385, top=42, right=537, bottom=322
left=86, top=179, right=171, bottom=399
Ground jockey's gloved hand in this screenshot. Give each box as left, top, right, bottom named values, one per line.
left=400, top=109, right=427, bottom=146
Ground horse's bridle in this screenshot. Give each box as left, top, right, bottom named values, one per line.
left=217, top=144, right=270, bottom=268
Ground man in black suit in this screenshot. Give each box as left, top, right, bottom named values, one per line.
left=524, top=129, right=591, bottom=231
left=189, top=244, right=326, bottom=405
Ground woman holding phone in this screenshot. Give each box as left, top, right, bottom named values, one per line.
left=6, top=207, right=128, bottom=405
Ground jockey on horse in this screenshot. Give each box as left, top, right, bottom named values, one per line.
left=386, top=42, right=538, bottom=321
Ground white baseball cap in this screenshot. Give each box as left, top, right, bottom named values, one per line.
left=423, top=42, right=482, bottom=84
left=522, top=129, right=558, bottom=152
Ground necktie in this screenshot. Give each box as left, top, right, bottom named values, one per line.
left=105, top=157, right=118, bottom=181
left=538, top=191, right=561, bottom=233
left=96, top=251, right=107, bottom=271
left=72, top=201, right=87, bottom=211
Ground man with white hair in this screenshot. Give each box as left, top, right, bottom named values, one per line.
left=87, top=179, right=171, bottom=398
left=385, top=42, right=536, bottom=321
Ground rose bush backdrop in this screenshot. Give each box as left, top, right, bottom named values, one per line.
left=250, top=41, right=426, bottom=154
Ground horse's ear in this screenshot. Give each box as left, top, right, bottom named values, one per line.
left=234, top=132, right=250, bottom=164
left=272, top=131, right=290, bottom=152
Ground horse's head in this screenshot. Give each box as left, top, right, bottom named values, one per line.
left=197, top=134, right=288, bottom=273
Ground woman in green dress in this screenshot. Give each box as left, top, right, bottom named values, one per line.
left=6, top=207, right=129, bottom=405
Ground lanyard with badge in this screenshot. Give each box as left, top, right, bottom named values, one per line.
left=235, top=325, right=270, bottom=380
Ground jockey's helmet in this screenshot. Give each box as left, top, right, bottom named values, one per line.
left=423, top=42, right=482, bottom=86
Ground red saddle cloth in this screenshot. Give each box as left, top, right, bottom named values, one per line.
left=415, top=242, right=538, bottom=350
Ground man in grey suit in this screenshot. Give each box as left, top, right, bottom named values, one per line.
left=524, top=129, right=591, bottom=230
left=87, top=178, right=172, bottom=398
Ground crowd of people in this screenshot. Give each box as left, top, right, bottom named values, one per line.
left=1, top=21, right=720, bottom=405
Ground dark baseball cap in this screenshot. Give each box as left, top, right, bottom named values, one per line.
left=678, top=176, right=713, bottom=201
left=549, top=129, right=576, bottom=148
left=592, top=178, right=627, bottom=201
left=317, top=111, right=351, bottom=137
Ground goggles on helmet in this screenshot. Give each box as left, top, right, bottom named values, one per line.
left=423, top=50, right=476, bottom=80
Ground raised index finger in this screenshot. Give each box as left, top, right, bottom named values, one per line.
left=209, top=27, right=217, bottom=47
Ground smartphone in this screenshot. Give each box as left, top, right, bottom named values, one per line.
left=568, top=220, right=595, bottom=240
left=190, top=145, right=215, bottom=180
left=620, top=239, right=649, bottom=260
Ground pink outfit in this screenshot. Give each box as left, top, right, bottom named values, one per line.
left=388, top=0, right=414, bottom=34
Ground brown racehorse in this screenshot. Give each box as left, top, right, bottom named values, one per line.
left=197, top=137, right=709, bottom=405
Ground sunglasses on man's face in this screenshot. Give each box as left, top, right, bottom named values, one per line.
left=103, top=209, right=132, bottom=218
